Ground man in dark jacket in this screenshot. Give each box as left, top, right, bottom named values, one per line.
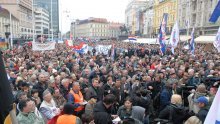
left=86, top=78, right=103, bottom=101
left=195, top=96, right=209, bottom=123
left=93, top=94, right=116, bottom=124
left=33, top=73, right=48, bottom=101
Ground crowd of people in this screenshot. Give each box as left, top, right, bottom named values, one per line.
left=1, top=40, right=220, bottom=124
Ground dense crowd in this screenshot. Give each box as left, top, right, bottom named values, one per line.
left=2, top=40, right=220, bottom=124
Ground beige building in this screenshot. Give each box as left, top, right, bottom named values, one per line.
left=0, top=8, right=20, bottom=39
left=75, top=18, right=109, bottom=40
left=109, top=22, right=123, bottom=40
left=1, top=0, right=33, bottom=39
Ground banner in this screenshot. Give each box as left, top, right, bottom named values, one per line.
left=158, top=13, right=168, bottom=55
left=170, top=22, right=179, bottom=54
left=32, top=42, right=56, bottom=51
left=204, top=88, right=220, bottom=124
left=213, top=27, right=220, bottom=52
left=190, top=28, right=195, bottom=54
left=96, top=45, right=112, bottom=55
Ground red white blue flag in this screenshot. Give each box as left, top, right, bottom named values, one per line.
left=158, top=13, right=168, bottom=55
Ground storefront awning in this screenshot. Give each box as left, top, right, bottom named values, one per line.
left=180, top=35, right=191, bottom=42
left=195, top=36, right=216, bottom=43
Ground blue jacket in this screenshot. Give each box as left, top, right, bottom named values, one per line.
left=160, top=88, right=172, bottom=111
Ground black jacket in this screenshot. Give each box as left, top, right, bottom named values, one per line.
left=196, top=107, right=208, bottom=123
left=159, top=104, right=187, bottom=124
left=93, top=101, right=112, bottom=124
left=33, top=82, right=48, bottom=101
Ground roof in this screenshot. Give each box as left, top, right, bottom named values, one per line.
left=195, top=36, right=216, bottom=43
left=0, top=8, right=19, bottom=21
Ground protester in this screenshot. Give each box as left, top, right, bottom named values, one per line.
left=56, top=103, right=82, bottom=124
left=93, top=94, right=116, bottom=124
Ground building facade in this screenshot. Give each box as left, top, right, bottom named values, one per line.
left=75, top=18, right=109, bottom=40
left=1, top=0, right=34, bottom=39
left=70, top=18, right=123, bottom=40
left=178, top=0, right=220, bottom=35
left=153, top=0, right=177, bottom=35
left=34, top=7, right=50, bottom=37
left=0, top=8, right=20, bottom=39
left=143, top=0, right=154, bottom=37
left=34, top=0, right=59, bottom=38
left=125, top=0, right=147, bottom=36
left=109, top=22, right=123, bottom=40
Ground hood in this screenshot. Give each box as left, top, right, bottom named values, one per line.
left=93, top=101, right=109, bottom=113
left=170, top=104, right=185, bottom=113
left=195, top=92, right=207, bottom=99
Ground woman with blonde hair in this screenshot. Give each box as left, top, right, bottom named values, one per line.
left=158, top=94, right=187, bottom=124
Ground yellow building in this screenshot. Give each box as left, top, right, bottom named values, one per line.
left=153, top=0, right=177, bottom=35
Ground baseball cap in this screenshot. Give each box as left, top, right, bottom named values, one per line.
left=194, top=96, right=208, bottom=105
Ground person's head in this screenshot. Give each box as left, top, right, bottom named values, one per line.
left=124, top=97, right=133, bottom=110
left=122, top=118, right=136, bottom=124
left=92, top=78, right=99, bottom=88
left=188, top=68, right=194, bottom=77
left=17, top=92, right=27, bottom=101
left=63, top=103, right=75, bottom=115
left=21, top=68, right=28, bottom=76
left=171, top=94, right=182, bottom=105
left=31, top=89, right=39, bottom=98
left=81, top=113, right=94, bottom=124
left=195, top=96, right=208, bottom=108
left=107, top=76, right=113, bottom=85
left=53, top=89, right=61, bottom=97
left=89, top=96, right=97, bottom=104
left=196, top=84, right=207, bottom=93
left=38, top=73, right=46, bottom=83
left=103, top=94, right=116, bottom=109
left=18, top=99, right=33, bottom=113
left=72, top=82, right=80, bottom=92
left=115, top=79, right=121, bottom=87
left=61, top=78, right=70, bottom=89
left=22, top=82, right=30, bottom=93
left=43, top=90, right=52, bottom=103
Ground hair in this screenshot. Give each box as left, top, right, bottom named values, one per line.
left=72, top=81, right=80, bottom=87
left=81, top=113, right=94, bottom=124
left=63, top=103, right=75, bottom=115
left=61, top=78, right=69, bottom=85
left=197, top=84, right=207, bottom=93
left=103, top=94, right=116, bottom=105
left=92, top=77, right=99, bottom=83
left=43, top=90, right=51, bottom=98
left=124, top=97, right=133, bottom=104
left=171, top=94, right=182, bottom=105
left=122, top=118, right=136, bottom=124
left=18, top=99, right=31, bottom=112
left=31, top=89, right=38, bottom=96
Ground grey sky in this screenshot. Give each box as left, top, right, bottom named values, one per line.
left=60, top=0, right=130, bottom=33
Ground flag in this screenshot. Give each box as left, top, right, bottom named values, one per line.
left=189, top=28, right=195, bottom=54
left=158, top=13, right=168, bottom=55
left=111, top=44, right=115, bottom=61
left=204, top=88, right=220, bottom=124
left=170, top=22, right=179, bottom=54
left=0, top=51, right=14, bottom=123
left=209, top=0, right=220, bottom=23
left=72, top=42, right=88, bottom=54
left=128, top=36, right=137, bottom=41
left=213, top=27, right=220, bottom=52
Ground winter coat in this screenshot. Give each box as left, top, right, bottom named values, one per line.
left=85, top=86, right=103, bottom=101
left=93, top=101, right=112, bottom=124
left=159, top=103, right=187, bottom=124
left=196, top=107, right=209, bottom=123
left=160, top=88, right=172, bottom=111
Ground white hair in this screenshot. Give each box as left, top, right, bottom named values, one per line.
left=61, top=78, right=69, bottom=85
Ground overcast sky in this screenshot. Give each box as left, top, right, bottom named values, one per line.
left=60, top=0, right=130, bottom=33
